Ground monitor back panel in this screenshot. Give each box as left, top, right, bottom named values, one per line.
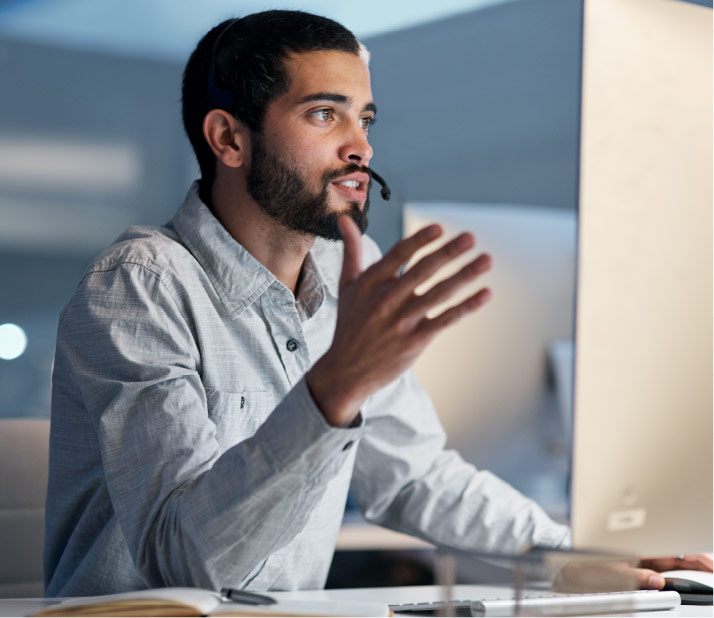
left=571, top=0, right=712, bottom=556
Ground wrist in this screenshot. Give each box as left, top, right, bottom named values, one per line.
left=306, top=357, right=364, bottom=427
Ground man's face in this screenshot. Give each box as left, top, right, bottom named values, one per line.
left=245, top=50, right=376, bottom=240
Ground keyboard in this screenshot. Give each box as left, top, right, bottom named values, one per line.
left=389, top=589, right=682, bottom=616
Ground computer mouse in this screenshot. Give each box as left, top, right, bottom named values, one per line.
left=661, top=570, right=713, bottom=595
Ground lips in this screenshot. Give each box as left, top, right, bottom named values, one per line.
left=331, top=172, right=369, bottom=191
left=330, top=172, right=370, bottom=201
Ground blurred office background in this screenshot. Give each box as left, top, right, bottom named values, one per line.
left=0, top=0, right=710, bottom=579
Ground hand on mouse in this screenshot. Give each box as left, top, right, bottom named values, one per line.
left=634, top=553, right=713, bottom=589
left=554, top=553, right=713, bottom=592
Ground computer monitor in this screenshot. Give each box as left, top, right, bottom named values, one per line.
left=570, top=0, right=712, bottom=556
left=403, top=0, right=712, bottom=558
left=403, top=203, right=576, bottom=518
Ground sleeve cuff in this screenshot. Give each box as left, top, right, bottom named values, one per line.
left=256, top=377, right=367, bottom=478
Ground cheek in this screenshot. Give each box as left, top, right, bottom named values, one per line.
left=266, top=130, right=304, bottom=164
left=286, top=144, right=332, bottom=180
left=263, top=126, right=335, bottom=181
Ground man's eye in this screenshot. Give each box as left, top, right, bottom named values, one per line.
left=361, top=116, right=376, bottom=131
left=312, top=109, right=334, bottom=122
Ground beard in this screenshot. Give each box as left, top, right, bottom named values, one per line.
left=246, top=132, right=370, bottom=241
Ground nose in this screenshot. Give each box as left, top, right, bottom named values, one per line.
left=338, top=123, right=373, bottom=167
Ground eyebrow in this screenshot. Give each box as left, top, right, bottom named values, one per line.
left=296, top=92, right=377, bottom=115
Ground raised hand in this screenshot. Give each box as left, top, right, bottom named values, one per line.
left=306, top=214, right=492, bottom=427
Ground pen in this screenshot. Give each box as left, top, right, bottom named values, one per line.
left=220, top=587, right=277, bottom=606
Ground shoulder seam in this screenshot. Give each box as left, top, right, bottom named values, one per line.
left=78, top=261, right=188, bottom=324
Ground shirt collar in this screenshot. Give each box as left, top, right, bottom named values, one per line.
left=171, top=182, right=340, bottom=317
left=308, top=236, right=341, bottom=300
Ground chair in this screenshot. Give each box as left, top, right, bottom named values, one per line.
left=0, top=419, right=50, bottom=597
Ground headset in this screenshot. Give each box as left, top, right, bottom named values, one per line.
left=367, top=170, right=391, bottom=201
left=202, top=18, right=392, bottom=202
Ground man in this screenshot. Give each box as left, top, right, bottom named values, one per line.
left=44, top=10, right=709, bottom=597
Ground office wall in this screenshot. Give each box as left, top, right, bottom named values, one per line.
left=363, top=0, right=583, bottom=251
left=0, top=38, right=194, bottom=417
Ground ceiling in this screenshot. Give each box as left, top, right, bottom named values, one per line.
left=0, top=0, right=515, bottom=62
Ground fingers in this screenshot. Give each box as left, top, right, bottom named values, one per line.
left=349, top=224, right=492, bottom=343
left=677, top=554, right=712, bottom=571
left=701, top=554, right=714, bottom=571
left=398, top=232, right=475, bottom=291
left=555, top=561, right=641, bottom=593
left=338, top=215, right=363, bottom=289
left=365, top=224, right=443, bottom=283
left=417, top=287, right=492, bottom=336
left=698, top=554, right=714, bottom=571
left=406, top=253, right=492, bottom=318
left=634, top=568, right=665, bottom=590
left=639, top=554, right=714, bottom=573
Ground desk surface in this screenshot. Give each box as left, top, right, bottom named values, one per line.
left=336, top=520, right=435, bottom=550
left=1, top=585, right=709, bottom=617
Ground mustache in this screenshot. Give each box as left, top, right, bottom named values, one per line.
left=321, top=164, right=372, bottom=186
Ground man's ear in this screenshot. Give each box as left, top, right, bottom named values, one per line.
left=202, top=110, right=249, bottom=169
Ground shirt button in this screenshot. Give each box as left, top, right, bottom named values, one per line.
left=286, top=338, right=299, bottom=352
left=342, top=441, right=354, bottom=451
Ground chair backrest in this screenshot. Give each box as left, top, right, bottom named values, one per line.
left=0, top=419, right=50, bottom=597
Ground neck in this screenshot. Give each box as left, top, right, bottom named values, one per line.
left=207, top=175, right=314, bottom=294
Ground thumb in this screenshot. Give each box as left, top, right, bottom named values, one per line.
left=636, top=568, right=665, bottom=590
left=338, top=215, right=363, bottom=289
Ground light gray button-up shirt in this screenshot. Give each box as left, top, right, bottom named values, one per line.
left=44, top=183, right=569, bottom=597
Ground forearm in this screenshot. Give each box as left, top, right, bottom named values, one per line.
left=351, top=373, right=569, bottom=556
left=362, top=451, right=569, bottom=553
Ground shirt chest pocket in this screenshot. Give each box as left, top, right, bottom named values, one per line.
left=205, top=387, right=275, bottom=450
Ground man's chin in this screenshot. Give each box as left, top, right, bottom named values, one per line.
left=343, top=202, right=369, bottom=234
left=310, top=204, right=368, bottom=241
left=327, top=197, right=365, bottom=213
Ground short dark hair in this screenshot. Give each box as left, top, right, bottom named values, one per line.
left=181, top=10, right=362, bottom=191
